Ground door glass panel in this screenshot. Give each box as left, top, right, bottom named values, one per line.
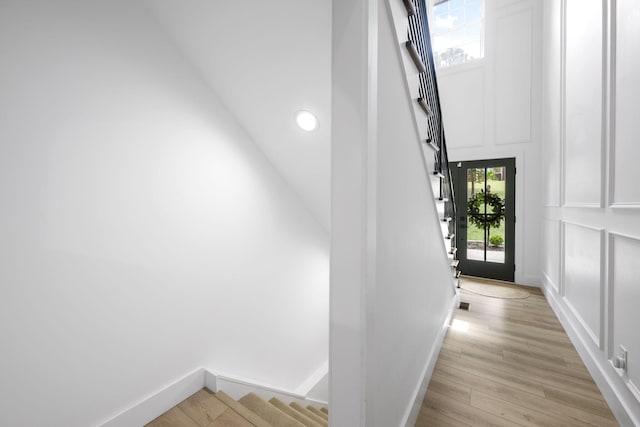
left=466, top=166, right=506, bottom=263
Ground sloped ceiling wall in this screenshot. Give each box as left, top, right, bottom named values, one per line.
left=145, top=0, right=332, bottom=229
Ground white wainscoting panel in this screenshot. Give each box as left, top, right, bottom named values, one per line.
left=563, top=0, right=603, bottom=207
left=612, top=0, right=640, bottom=207
left=495, top=8, right=532, bottom=145
left=438, top=67, right=485, bottom=149
left=562, top=222, right=603, bottom=347
left=610, top=233, right=640, bottom=403
left=541, top=0, right=562, bottom=206
left=543, top=218, right=561, bottom=292
left=496, top=0, right=529, bottom=8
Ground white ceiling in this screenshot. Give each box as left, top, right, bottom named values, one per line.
left=145, top=0, right=332, bottom=230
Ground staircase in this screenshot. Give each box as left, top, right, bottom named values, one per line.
left=398, top=0, right=461, bottom=289
left=146, top=388, right=328, bottom=427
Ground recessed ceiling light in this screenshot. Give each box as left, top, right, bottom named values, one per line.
left=296, top=111, right=318, bottom=132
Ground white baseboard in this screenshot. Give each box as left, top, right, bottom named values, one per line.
left=100, top=368, right=205, bottom=427
left=99, top=368, right=327, bottom=426
left=402, top=291, right=459, bottom=426
left=294, top=360, right=329, bottom=396
left=517, top=273, right=542, bottom=287
left=541, top=280, right=639, bottom=427
left=206, top=370, right=328, bottom=408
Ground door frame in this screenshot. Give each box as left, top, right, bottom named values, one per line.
left=450, top=158, right=516, bottom=282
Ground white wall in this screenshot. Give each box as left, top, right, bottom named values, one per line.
left=435, top=0, right=543, bottom=286
left=540, top=0, right=640, bottom=424
left=143, top=0, right=332, bottom=231
left=372, top=2, right=459, bottom=425
left=0, top=2, right=329, bottom=426
left=330, top=0, right=457, bottom=425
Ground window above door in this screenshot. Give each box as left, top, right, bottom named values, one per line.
left=430, top=0, right=484, bottom=69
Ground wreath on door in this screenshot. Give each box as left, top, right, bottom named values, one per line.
left=467, top=190, right=505, bottom=229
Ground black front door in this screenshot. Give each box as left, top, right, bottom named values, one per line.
left=450, top=158, right=516, bottom=282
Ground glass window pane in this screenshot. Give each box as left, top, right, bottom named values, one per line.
left=486, top=166, right=506, bottom=264
left=466, top=0, right=483, bottom=20
left=449, top=0, right=464, bottom=10
left=430, top=0, right=484, bottom=68
left=467, top=168, right=485, bottom=261
left=466, top=166, right=507, bottom=264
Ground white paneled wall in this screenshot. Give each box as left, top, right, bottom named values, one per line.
left=541, top=0, right=640, bottom=424
left=562, top=222, right=604, bottom=347
left=563, top=0, right=603, bottom=207
left=610, top=234, right=640, bottom=402
left=541, top=0, right=562, bottom=207
left=495, top=8, right=532, bottom=145
left=543, top=218, right=560, bottom=292
left=438, top=67, right=485, bottom=149
left=438, top=0, right=543, bottom=285
left=611, top=0, right=640, bottom=207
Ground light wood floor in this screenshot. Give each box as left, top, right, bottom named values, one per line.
left=417, top=277, right=619, bottom=426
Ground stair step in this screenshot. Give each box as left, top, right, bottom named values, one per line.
left=402, top=0, right=416, bottom=16
left=451, top=259, right=459, bottom=268
left=176, top=389, right=227, bottom=426
left=446, top=233, right=455, bottom=239
left=424, top=139, right=439, bottom=152
left=405, top=41, right=427, bottom=73
left=455, top=270, right=462, bottom=278
left=306, top=405, right=329, bottom=421
left=239, top=393, right=305, bottom=427
left=417, top=97, right=433, bottom=116
left=146, top=406, right=200, bottom=427
left=148, top=388, right=329, bottom=427
left=438, top=197, right=449, bottom=202
left=214, top=391, right=272, bottom=427
left=269, top=398, right=323, bottom=427
left=441, top=216, right=452, bottom=223
left=290, top=402, right=328, bottom=427
left=211, top=408, right=256, bottom=426
left=433, top=172, right=445, bottom=179
left=449, top=247, right=458, bottom=255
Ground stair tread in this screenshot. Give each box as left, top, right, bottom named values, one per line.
left=451, top=259, right=459, bottom=268
left=402, top=0, right=416, bottom=16
left=290, top=402, right=328, bottom=427
left=211, top=408, right=257, bottom=427
left=214, top=391, right=273, bottom=427
left=145, top=406, right=200, bottom=427
left=239, top=393, right=305, bottom=427
left=320, top=407, right=328, bottom=415
left=269, top=398, right=323, bottom=427
left=424, top=140, right=440, bottom=151
left=306, top=405, right=329, bottom=421
left=177, top=389, right=228, bottom=426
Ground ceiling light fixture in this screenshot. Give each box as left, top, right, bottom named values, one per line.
left=296, top=111, right=319, bottom=132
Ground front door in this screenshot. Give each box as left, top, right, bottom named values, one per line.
left=450, top=158, right=516, bottom=281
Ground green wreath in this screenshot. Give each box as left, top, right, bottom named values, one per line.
left=467, top=190, right=505, bottom=229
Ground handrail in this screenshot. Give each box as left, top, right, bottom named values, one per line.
left=406, top=0, right=458, bottom=263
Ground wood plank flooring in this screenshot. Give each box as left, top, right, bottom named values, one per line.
left=417, top=277, right=619, bottom=427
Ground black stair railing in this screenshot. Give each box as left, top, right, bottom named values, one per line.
left=405, top=0, right=458, bottom=264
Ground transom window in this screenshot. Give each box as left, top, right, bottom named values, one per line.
left=431, top=0, right=484, bottom=68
